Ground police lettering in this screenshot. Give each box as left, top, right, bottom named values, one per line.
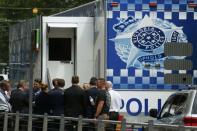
left=121, top=98, right=162, bottom=116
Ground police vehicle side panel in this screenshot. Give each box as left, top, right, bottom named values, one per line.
left=106, top=0, right=197, bottom=120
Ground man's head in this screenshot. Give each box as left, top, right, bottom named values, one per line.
left=52, top=78, right=65, bottom=88
left=34, top=78, right=41, bottom=84
left=106, top=81, right=112, bottom=90
left=40, top=83, right=48, bottom=91
left=89, top=77, right=97, bottom=86
left=52, top=78, right=59, bottom=88
left=72, top=75, right=79, bottom=85
left=97, top=78, right=106, bottom=90
left=0, top=80, right=11, bottom=92
left=33, top=78, right=42, bottom=90
left=17, top=80, right=29, bottom=91
left=58, top=79, right=65, bottom=88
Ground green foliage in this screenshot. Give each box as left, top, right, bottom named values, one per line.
left=0, top=0, right=94, bottom=63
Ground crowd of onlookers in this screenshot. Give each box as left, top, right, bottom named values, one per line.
left=0, top=76, right=122, bottom=131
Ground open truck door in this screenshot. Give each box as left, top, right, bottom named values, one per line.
left=42, top=17, right=94, bottom=88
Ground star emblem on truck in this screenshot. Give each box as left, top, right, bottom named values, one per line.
left=111, top=15, right=188, bottom=69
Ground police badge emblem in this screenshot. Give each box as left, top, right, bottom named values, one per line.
left=132, top=27, right=165, bottom=51
left=111, top=15, right=188, bottom=69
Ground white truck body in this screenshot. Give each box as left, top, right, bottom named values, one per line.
left=42, top=17, right=94, bottom=88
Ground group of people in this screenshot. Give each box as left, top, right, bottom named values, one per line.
left=0, top=76, right=122, bottom=131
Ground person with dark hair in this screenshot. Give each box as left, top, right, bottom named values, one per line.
left=0, top=80, right=11, bottom=112
left=48, top=78, right=64, bottom=116
left=89, top=77, right=97, bottom=86
left=85, top=77, right=98, bottom=118
left=93, top=78, right=111, bottom=130
left=64, top=75, right=86, bottom=131
left=47, top=79, right=64, bottom=131
left=9, top=80, right=29, bottom=113
left=57, top=78, right=65, bottom=88
left=34, top=83, right=49, bottom=115
left=94, top=78, right=110, bottom=120
left=33, top=83, right=49, bottom=131
left=52, top=78, right=58, bottom=87
left=71, top=75, right=79, bottom=84
left=64, top=75, right=85, bottom=116
left=84, top=77, right=98, bottom=131
left=33, top=78, right=42, bottom=95
left=32, top=79, right=42, bottom=112
left=0, top=81, right=12, bottom=131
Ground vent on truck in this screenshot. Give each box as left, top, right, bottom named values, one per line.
left=164, top=43, right=192, bottom=56
left=164, top=59, right=192, bottom=70
left=164, top=42, right=193, bottom=85
left=164, top=74, right=192, bottom=84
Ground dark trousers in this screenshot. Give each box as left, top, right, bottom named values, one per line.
left=106, top=112, right=119, bottom=131
left=65, top=121, right=78, bottom=131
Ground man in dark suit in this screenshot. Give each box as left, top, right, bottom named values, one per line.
left=48, top=78, right=65, bottom=116
left=10, top=80, right=29, bottom=113
left=47, top=78, right=65, bottom=131
left=64, top=75, right=86, bottom=117
left=64, top=76, right=86, bottom=131
left=34, top=83, right=49, bottom=115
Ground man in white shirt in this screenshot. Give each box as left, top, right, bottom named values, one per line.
left=106, top=81, right=122, bottom=130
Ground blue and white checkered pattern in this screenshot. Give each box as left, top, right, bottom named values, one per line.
left=107, top=0, right=197, bottom=19
left=106, top=0, right=197, bottom=90
left=107, top=69, right=197, bottom=89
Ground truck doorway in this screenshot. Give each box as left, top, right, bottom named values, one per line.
left=47, top=27, right=76, bottom=88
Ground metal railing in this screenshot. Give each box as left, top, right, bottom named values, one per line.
left=1, top=112, right=197, bottom=131
left=0, top=112, right=126, bottom=131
